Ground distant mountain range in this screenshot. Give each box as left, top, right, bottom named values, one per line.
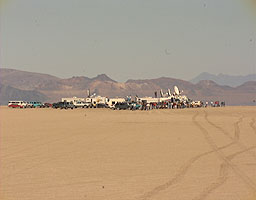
left=0, top=68, right=255, bottom=106
left=0, top=84, right=47, bottom=104
left=190, top=72, right=256, bottom=87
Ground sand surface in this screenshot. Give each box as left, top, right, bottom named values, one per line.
left=0, top=106, right=256, bottom=200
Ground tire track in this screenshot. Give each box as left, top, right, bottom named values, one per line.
left=139, top=142, right=234, bottom=200
left=192, top=163, right=228, bottom=200
left=193, top=112, right=256, bottom=193
left=250, top=118, right=256, bottom=135
left=234, top=117, right=243, bottom=141
left=140, top=112, right=256, bottom=200
left=203, top=112, right=233, bottom=141
left=227, top=145, right=256, bottom=161
left=204, top=111, right=256, bottom=161
left=192, top=145, right=256, bottom=200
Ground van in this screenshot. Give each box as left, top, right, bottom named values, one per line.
left=8, top=101, right=27, bottom=108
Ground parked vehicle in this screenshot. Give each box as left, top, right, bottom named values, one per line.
left=8, top=101, right=27, bottom=108
left=25, top=102, right=34, bottom=108
left=52, top=102, right=74, bottom=109
left=129, top=102, right=142, bottom=110
left=191, top=101, right=203, bottom=108
left=42, top=103, right=53, bottom=108
left=214, top=101, right=220, bottom=107
left=221, top=101, right=225, bottom=107
left=96, top=103, right=108, bottom=108
left=107, top=98, right=126, bottom=108
left=29, top=102, right=43, bottom=108
left=73, top=101, right=90, bottom=108
left=114, top=102, right=131, bottom=110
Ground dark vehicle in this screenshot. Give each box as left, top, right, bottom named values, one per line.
left=96, top=103, right=108, bottom=108
left=52, top=101, right=74, bottom=109
left=214, top=101, right=220, bottom=107
left=114, top=102, right=130, bottom=110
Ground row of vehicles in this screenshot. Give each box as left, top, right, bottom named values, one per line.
left=51, top=101, right=137, bottom=110
left=8, top=101, right=52, bottom=108
left=8, top=86, right=226, bottom=110
left=7, top=100, right=203, bottom=110
left=8, top=100, right=141, bottom=110
left=8, top=100, right=224, bottom=110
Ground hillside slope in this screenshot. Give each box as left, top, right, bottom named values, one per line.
left=190, top=72, right=256, bottom=87
left=0, top=68, right=255, bottom=105
left=0, top=84, right=48, bottom=105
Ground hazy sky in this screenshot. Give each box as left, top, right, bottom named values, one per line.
left=0, top=0, right=256, bottom=81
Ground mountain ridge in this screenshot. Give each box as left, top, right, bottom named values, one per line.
left=0, top=83, right=48, bottom=105
left=190, top=72, right=256, bottom=87
left=0, top=68, right=255, bottom=106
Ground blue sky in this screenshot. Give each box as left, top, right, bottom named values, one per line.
left=0, top=0, right=256, bottom=81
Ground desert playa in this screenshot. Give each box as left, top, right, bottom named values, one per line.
left=0, top=106, right=256, bottom=200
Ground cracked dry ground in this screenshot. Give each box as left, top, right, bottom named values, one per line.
left=0, top=106, right=256, bottom=200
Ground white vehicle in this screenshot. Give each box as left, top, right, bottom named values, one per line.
left=90, top=96, right=108, bottom=107
left=8, top=101, right=27, bottom=108
left=61, top=97, right=91, bottom=108
left=73, top=101, right=90, bottom=108
left=137, top=97, right=159, bottom=104
left=62, top=97, right=85, bottom=103
left=192, top=101, right=203, bottom=107
left=107, top=98, right=125, bottom=108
